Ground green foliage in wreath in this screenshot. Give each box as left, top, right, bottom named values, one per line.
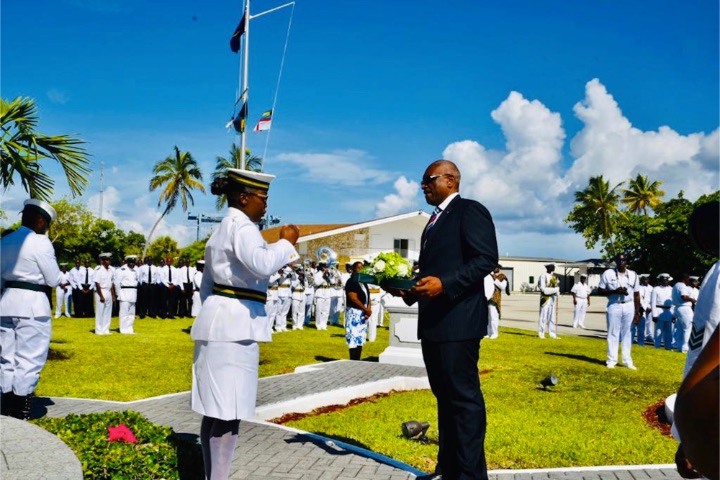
left=32, top=410, right=203, bottom=479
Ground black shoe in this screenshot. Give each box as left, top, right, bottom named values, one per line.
left=1, top=391, right=16, bottom=416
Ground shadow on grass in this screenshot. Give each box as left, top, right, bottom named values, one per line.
left=315, top=355, right=340, bottom=362
left=544, top=351, right=606, bottom=366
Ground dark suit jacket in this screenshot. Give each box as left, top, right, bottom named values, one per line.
left=417, top=195, right=498, bottom=342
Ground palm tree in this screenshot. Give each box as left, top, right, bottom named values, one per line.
left=1, top=97, right=91, bottom=201
left=573, top=175, right=624, bottom=255
left=212, top=144, right=263, bottom=210
left=143, top=146, right=205, bottom=258
left=621, top=173, right=665, bottom=216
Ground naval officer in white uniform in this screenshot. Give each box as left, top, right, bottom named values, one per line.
left=191, top=168, right=300, bottom=480
left=0, top=199, right=62, bottom=420
left=115, top=255, right=139, bottom=334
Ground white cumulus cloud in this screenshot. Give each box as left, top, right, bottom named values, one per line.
left=436, top=78, right=719, bottom=258
left=274, top=149, right=394, bottom=187
left=375, top=176, right=419, bottom=218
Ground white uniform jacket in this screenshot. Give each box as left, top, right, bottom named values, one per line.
left=0, top=226, right=62, bottom=317
left=114, top=265, right=139, bottom=303
left=191, top=208, right=299, bottom=342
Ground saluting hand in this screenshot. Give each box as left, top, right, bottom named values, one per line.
left=280, top=224, right=300, bottom=245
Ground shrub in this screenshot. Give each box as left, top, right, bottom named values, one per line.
left=32, top=410, right=203, bottom=479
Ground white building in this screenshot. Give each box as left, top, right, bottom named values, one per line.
left=261, top=211, right=606, bottom=292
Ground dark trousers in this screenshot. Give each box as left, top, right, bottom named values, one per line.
left=72, top=289, right=81, bottom=317
left=421, top=339, right=488, bottom=480
left=138, top=283, right=156, bottom=318
left=161, top=286, right=179, bottom=318
left=179, top=283, right=193, bottom=317
left=79, top=288, right=94, bottom=317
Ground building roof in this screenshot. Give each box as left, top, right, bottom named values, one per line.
left=261, top=224, right=352, bottom=243
left=261, top=210, right=431, bottom=243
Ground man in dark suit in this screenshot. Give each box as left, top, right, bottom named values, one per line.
left=396, top=160, right=498, bottom=480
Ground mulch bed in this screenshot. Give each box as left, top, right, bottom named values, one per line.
left=642, top=398, right=673, bottom=438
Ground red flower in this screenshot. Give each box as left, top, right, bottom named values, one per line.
left=107, top=424, right=139, bottom=443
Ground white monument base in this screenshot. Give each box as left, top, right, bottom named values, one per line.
left=378, top=301, right=426, bottom=369
left=378, top=346, right=426, bottom=368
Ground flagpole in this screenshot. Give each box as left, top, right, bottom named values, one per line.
left=239, top=0, right=250, bottom=169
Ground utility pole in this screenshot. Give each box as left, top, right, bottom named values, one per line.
left=99, top=160, right=105, bottom=219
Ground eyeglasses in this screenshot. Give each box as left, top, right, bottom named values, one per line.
left=421, top=173, right=452, bottom=185
left=245, top=192, right=268, bottom=203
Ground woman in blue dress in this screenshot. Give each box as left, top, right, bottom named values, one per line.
left=344, top=261, right=372, bottom=360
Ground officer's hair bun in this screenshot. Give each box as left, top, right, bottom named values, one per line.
left=211, top=177, right=230, bottom=196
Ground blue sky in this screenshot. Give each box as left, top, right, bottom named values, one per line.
left=2, top=0, right=718, bottom=259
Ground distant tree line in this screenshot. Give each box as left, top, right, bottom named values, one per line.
left=566, top=173, right=719, bottom=279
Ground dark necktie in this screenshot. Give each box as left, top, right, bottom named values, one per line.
left=85, top=268, right=89, bottom=284
left=425, top=207, right=442, bottom=232
left=168, top=266, right=172, bottom=283
left=149, top=267, right=152, bottom=283
left=187, top=268, right=190, bottom=283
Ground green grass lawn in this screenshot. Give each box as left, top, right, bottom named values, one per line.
left=40, top=316, right=685, bottom=470
left=282, top=329, right=686, bottom=471
left=39, top=315, right=389, bottom=401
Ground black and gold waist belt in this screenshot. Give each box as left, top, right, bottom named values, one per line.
left=4, top=280, right=51, bottom=295
left=211, top=283, right=267, bottom=303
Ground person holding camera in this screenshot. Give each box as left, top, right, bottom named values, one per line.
left=597, top=252, right=641, bottom=370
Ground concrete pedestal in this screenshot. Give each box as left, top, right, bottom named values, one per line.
left=379, top=302, right=425, bottom=368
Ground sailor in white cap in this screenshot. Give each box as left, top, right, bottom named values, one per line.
left=651, top=273, right=674, bottom=350
left=114, top=255, right=139, bottom=334
left=190, top=168, right=300, bottom=480
left=570, top=274, right=591, bottom=329
left=191, top=260, right=204, bottom=317
left=597, top=253, right=641, bottom=369
left=0, top=199, right=62, bottom=419
left=637, top=274, right=654, bottom=344
left=94, top=252, right=116, bottom=335
left=537, top=263, right=560, bottom=339
left=672, top=273, right=696, bottom=353
left=54, top=262, right=73, bottom=319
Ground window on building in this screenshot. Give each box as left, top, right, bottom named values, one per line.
left=529, top=276, right=535, bottom=284
left=394, top=238, right=409, bottom=258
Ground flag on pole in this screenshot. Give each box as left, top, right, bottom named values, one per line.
left=253, top=109, right=273, bottom=132
left=230, top=13, right=246, bottom=53
left=226, top=101, right=248, bottom=133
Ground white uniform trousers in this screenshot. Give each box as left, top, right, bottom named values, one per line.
left=275, top=297, right=291, bottom=332
left=0, top=315, right=52, bottom=396
left=674, top=305, right=693, bottom=353
left=538, top=297, right=557, bottom=338
left=572, top=299, right=588, bottom=328
left=606, top=302, right=635, bottom=367
left=191, top=291, right=202, bottom=317
left=291, top=297, right=306, bottom=330
left=630, top=312, right=646, bottom=346
left=654, top=309, right=674, bottom=349
left=265, top=299, right=278, bottom=337
left=487, top=304, right=500, bottom=339
left=315, top=296, right=330, bottom=330
left=94, top=288, right=113, bottom=335
left=643, top=311, right=654, bottom=341
left=377, top=300, right=385, bottom=327
left=367, top=300, right=380, bottom=342
left=54, top=287, right=72, bottom=318
left=119, top=301, right=136, bottom=334
left=304, top=293, right=314, bottom=325
left=329, top=296, right=342, bottom=325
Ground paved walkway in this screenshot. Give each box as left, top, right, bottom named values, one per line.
left=1, top=294, right=685, bottom=479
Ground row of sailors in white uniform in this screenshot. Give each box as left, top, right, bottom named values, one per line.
left=640, top=274, right=700, bottom=352
left=59, top=262, right=201, bottom=295
left=57, top=259, right=204, bottom=334
left=264, top=266, right=387, bottom=340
